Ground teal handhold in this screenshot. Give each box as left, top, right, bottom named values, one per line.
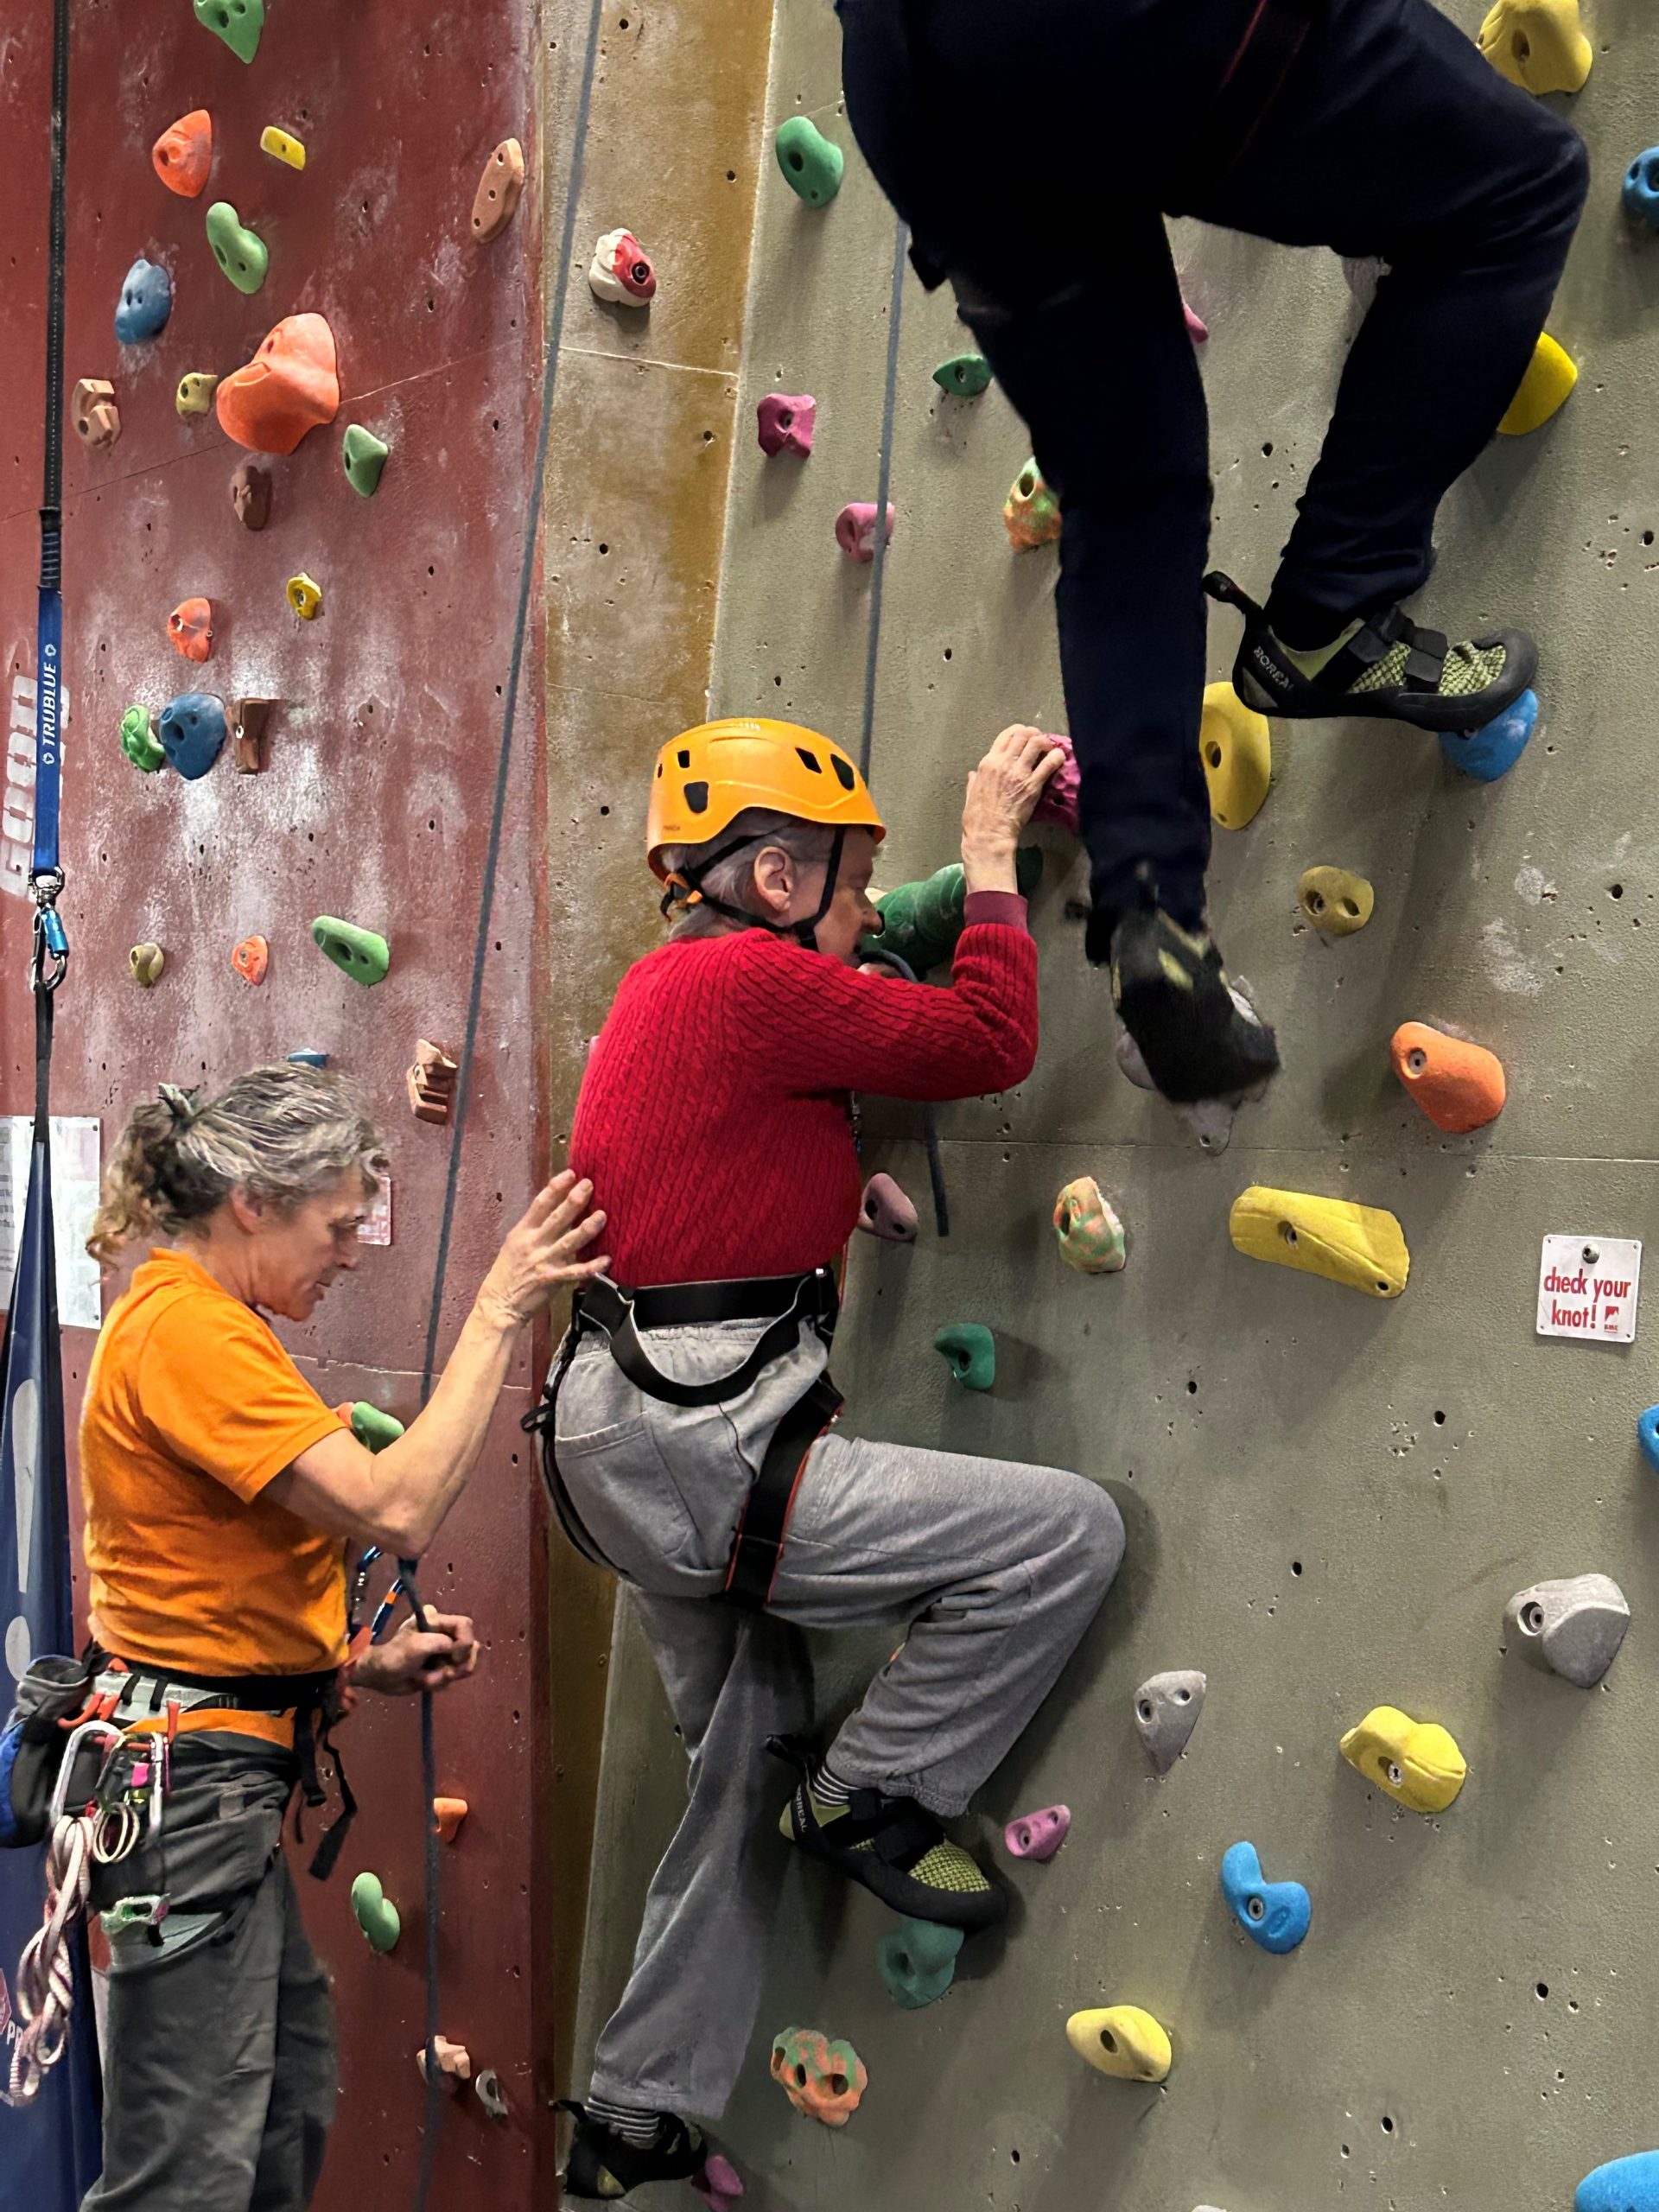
left=120, top=705, right=163, bottom=773
left=311, top=916, right=390, bottom=987
left=935, top=1322, right=995, bottom=1392
left=864, top=849, right=1042, bottom=975
left=194, top=0, right=263, bottom=62
left=351, top=1403, right=405, bottom=1453
left=207, top=202, right=268, bottom=294
left=775, top=116, right=843, bottom=207
left=933, top=353, right=993, bottom=399
left=350, top=1872, right=400, bottom=1954
left=287, top=1049, right=328, bottom=1070
left=877, top=1917, right=963, bottom=2010
left=342, top=425, right=389, bottom=498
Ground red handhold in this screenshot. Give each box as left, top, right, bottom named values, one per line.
left=232, top=934, right=269, bottom=986
left=1031, top=732, right=1080, bottom=834
left=835, top=502, right=894, bottom=564
left=1390, top=1020, right=1507, bottom=1134
left=168, top=596, right=213, bottom=663
left=757, top=393, right=816, bottom=458
left=216, top=313, right=340, bottom=456
left=153, top=109, right=213, bottom=198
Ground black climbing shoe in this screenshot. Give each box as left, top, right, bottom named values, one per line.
left=769, top=1735, right=1007, bottom=1932
left=1098, top=900, right=1281, bottom=1106
left=1205, top=570, right=1536, bottom=734
left=557, top=2102, right=708, bottom=2201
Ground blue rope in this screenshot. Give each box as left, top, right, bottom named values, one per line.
left=857, top=216, right=909, bottom=779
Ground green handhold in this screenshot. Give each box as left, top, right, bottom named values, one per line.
left=342, top=425, right=390, bottom=498
left=351, top=1403, right=405, bottom=1453
left=933, top=353, right=993, bottom=399
left=877, top=1917, right=963, bottom=2010
left=865, top=849, right=1042, bottom=976
left=350, top=1872, right=400, bottom=1954
left=311, top=916, right=390, bottom=987
left=934, top=1322, right=995, bottom=1392
left=206, top=202, right=268, bottom=295
left=120, top=704, right=163, bottom=773
left=194, top=0, right=263, bottom=62
left=775, top=116, right=844, bottom=207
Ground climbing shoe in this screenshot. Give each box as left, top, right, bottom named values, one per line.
left=1205, top=570, right=1536, bottom=734
left=557, top=2101, right=709, bottom=2201
left=769, top=1735, right=1007, bottom=1932
left=1096, top=899, right=1281, bottom=1106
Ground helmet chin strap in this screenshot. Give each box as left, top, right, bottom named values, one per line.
left=662, top=827, right=848, bottom=953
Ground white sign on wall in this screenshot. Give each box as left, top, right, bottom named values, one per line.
left=1536, top=1234, right=1642, bottom=1344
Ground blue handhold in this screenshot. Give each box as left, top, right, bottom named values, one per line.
left=158, top=693, right=227, bottom=781
left=114, top=257, right=173, bottom=344
left=287, top=1049, right=329, bottom=1070
left=1638, top=1407, right=1659, bottom=1475
left=1624, top=149, right=1659, bottom=232
left=1577, top=2150, right=1659, bottom=2212
left=1219, top=1840, right=1311, bottom=1955
left=1440, top=688, right=1538, bottom=784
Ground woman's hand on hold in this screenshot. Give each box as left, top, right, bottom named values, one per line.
left=475, top=1171, right=608, bottom=1331
left=354, top=1611, right=480, bottom=1696
left=962, top=723, right=1065, bottom=893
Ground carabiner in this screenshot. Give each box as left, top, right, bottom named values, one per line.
left=48, top=1719, right=123, bottom=1826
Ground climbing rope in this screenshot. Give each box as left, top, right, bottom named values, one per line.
left=8, top=1813, right=92, bottom=2107
left=857, top=214, right=909, bottom=781
left=404, top=1, right=609, bottom=2202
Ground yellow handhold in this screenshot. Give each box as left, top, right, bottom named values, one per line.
left=286, top=572, right=324, bottom=620
left=1299, top=865, right=1373, bottom=936
left=1230, top=1186, right=1409, bottom=1299
left=1478, top=0, right=1592, bottom=95
left=1497, top=333, right=1577, bottom=437
left=1339, top=1704, right=1467, bottom=1815
left=175, top=372, right=219, bottom=418
left=1199, top=682, right=1271, bottom=830
left=1065, top=2005, right=1172, bottom=2083
left=260, top=124, right=307, bottom=168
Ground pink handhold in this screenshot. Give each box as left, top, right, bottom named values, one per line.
left=1031, top=732, right=1080, bottom=835
left=1004, top=1803, right=1071, bottom=1861
left=856, top=1172, right=918, bottom=1243
left=757, top=392, right=816, bottom=458
left=692, top=2155, right=745, bottom=2212
left=835, top=501, right=894, bottom=564
left=1183, top=300, right=1209, bottom=345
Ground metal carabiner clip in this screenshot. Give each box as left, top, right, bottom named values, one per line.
left=48, top=1718, right=124, bottom=1827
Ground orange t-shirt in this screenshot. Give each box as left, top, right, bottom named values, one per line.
left=79, top=1249, right=349, bottom=1675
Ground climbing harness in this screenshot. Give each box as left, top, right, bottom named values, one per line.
left=526, top=1267, right=844, bottom=1612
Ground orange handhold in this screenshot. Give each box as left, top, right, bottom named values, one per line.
left=1390, top=1020, right=1506, bottom=1134
left=216, top=312, right=340, bottom=456
left=168, top=596, right=213, bottom=662
left=232, top=934, right=269, bottom=986
left=153, top=109, right=213, bottom=198
left=433, top=1796, right=468, bottom=1843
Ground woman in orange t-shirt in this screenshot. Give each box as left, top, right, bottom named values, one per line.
left=73, top=1064, right=607, bottom=2212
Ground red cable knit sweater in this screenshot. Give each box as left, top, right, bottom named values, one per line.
left=571, top=893, right=1038, bottom=1285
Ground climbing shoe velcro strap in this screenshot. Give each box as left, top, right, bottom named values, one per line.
left=846, top=1793, right=943, bottom=1866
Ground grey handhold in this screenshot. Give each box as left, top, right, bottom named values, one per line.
left=1341, top=254, right=1389, bottom=310
left=1134, top=1669, right=1206, bottom=1770
left=1505, top=1573, right=1630, bottom=1688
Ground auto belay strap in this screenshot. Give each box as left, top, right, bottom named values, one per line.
left=1176, top=0, right=1329, bottom=210
left=723, top=1371, right=843, bottom=1611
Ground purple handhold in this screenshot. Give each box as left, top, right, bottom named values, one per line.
left=1004, top=1803, right=1071, bottom=1861
left=1184, top=299, right=1209, bottom=345
left=757, top=391, right=816, bottom=457
left=856, top=1171, right=918, bottom=1243
left=836, top=500, right=894, bottom=564
left=692, top=2154, right=744, bottom=2211
left=1031, top=732, right=1080, bottom=835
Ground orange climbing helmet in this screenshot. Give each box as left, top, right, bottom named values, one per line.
left=646, top=716, right=884, bottom=880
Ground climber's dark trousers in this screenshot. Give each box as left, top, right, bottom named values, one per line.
left=838, top=0, right=1588, bottom=931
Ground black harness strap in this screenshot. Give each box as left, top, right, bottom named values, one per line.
left=723, top=1372, right=843, bottom=1611
left=572, top=1269, right=838, bottom=1410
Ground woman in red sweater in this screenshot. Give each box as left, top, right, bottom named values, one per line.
left=544, top=717, right=1124, bottom=2199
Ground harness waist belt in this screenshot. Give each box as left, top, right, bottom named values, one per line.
left=572, top=1266, right=839, bottom=1408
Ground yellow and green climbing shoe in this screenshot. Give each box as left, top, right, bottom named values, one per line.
left=1102, top=899, right=1281, bottom=1106
left=556, top=2101, right=707, bottom=2200
left=768, top=1735, right=1007, bottom=1932
left=1205, top=569, right=1536, bottom=734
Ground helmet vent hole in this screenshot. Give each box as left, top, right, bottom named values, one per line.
left=684, top=779, right=709, bottom=813
left=832, top=756, right=856, bottom=791
left=677, top=748, right=691, bottom=768
left=796, top=747, right=823, bottom=773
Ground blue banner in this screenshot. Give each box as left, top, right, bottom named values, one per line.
left=0, top=1118, right=101, bottom=2200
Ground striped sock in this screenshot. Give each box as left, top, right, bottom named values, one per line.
left=810, top=1758, right=861, bottom=1808
left=586, top=2096, right=665, bottom=2145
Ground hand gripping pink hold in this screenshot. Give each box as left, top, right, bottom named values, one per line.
left=835, top=501, right=894, bottom=563
left=1004, top=1803, right=1071, bottom=1860
left=1031, top=733, right=1080, bottom=835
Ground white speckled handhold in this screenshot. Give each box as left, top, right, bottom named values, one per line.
left=1114, top=978, right=1264, bottom=1153
left=1505, top=1573, right=1630, bottom=1688
left=1135, top=1669, right=1206, bottom=1771
left=1341, top=254, right=1389, bottom=309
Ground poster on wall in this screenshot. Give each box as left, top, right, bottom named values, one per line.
left=0, top=1116, right=101, bottom=1328
left=1536, top=1234, right=1642, bottom=1344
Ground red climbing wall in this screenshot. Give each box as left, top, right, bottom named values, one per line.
left=0, top=0, right=561, bottom=2200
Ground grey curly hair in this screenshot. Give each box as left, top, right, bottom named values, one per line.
left=86, top=1064, right=388, bottom=1266
left=658, top=808, right=840, bottom=939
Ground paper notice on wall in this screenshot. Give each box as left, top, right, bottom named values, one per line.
left=0, top=1116, right=103, bottom=1330
left=1536, top=1233, right=1642, bottom=1344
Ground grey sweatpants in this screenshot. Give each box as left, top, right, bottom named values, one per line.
left=553, top=1317, right=1124, bottom=2119
left=81, top=1738, right=335, bottom=2212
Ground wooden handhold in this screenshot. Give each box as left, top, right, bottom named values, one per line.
left=416, top=2035, right=472, bottom=2089
left=231, top=461, right=271, bottom=531
left=471, top=138, right=525, bottom=241
left=231, top=697, right=276, bottom=773
left=72, top=379, right=120, bottom=452
left=408, top=1039, right=460, bottom=1124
